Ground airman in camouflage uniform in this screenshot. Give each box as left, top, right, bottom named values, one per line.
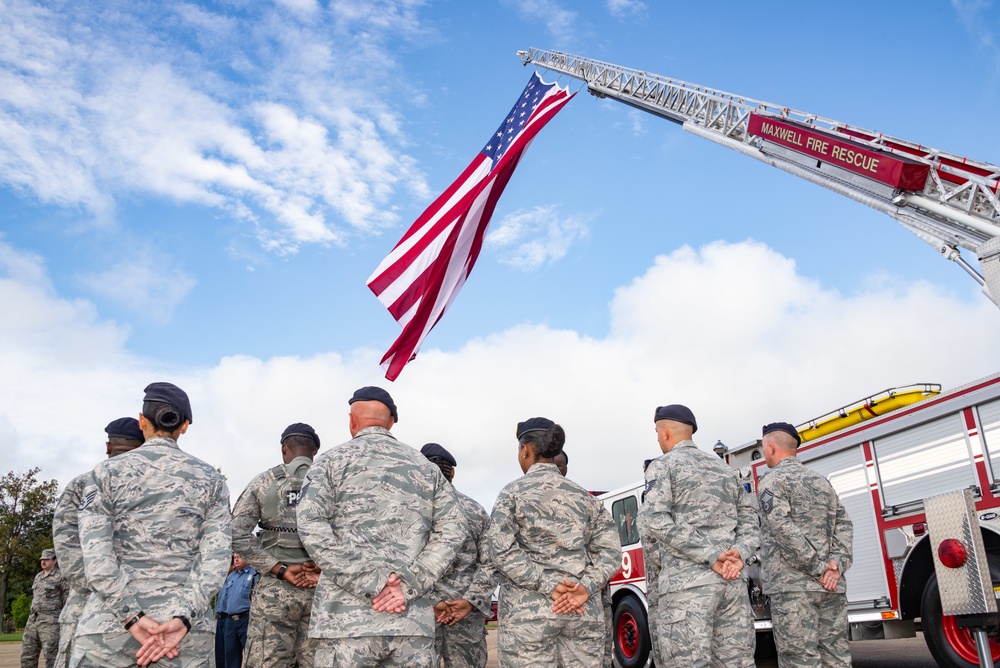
left=637, top=404, right=758, bottom=668
left=296, top=387, right=468, bottom=667
left=487, top=418, right=620, bottom=667
left=21, top=548, right=67, bottom=668
left=757, top=422, right=853, bottom=668
left=420, top=443, right=491, bottom=668
left=232, top=423, right=323, bottom=668
left=52, top=418, right=144, bottom=668
left=71, top=382, right=232, bottom=668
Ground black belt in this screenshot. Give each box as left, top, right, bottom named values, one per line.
left=217, top=612, right=248, bottom=620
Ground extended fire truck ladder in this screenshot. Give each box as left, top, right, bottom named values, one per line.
left=518, top=48, right=1000, bottom=308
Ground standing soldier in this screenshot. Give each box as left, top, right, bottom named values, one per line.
left=232, top=423, right=323, bottom=668
left=52, top=417, right=144, bottom=668
left=420, top=443, right=491, bottom=668
left=20, top=548, right=68, bottom=668
left=296, top=386, right=467, bottom=667
left=487, top=418, right=620, bottom=667
left=73, top=382, right=232, bottom=667
left=757, top=422, right=853, bottom=668
left=637, top=404, right=758, bottom=667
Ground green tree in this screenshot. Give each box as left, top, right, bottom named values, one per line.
left=0, top=468, right=58, bottom=632
left=10, top=593, right=30, bottom=630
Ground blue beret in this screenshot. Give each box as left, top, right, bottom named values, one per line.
left=420, top=443, right=457, bottom=467
left=104, top=417, right=144, bottom=441
left=654, top=404, right=698, bottom=433
left=281, top=423, right=320, bottom=449
left=143, top=382, right=193, bottom=424
left=516, top=417, right=554, bottom=440
left=762, top=421, right=801, bottom=447
left=348, top=386, right=398, bottom=422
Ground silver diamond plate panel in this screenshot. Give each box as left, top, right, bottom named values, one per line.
left=924, top=488, right=996, bottom=616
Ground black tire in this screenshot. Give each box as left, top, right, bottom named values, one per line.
left=922, top=551, right=1000, bottom=668
left=613, top=594, right=652, bottom=668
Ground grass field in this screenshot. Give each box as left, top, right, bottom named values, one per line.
left=0, top=634, right=20, bottom=643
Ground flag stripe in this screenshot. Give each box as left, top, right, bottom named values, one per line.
left=367, top=72, right=574, bottom=380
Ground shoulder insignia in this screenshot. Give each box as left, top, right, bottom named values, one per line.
left=79, top=490, right=96, bottom=511
left=759, top=488, right=774, bottom=515
left=642, top=478, right=655, bottom=503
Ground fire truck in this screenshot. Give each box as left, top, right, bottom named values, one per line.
left=600, top=373, right=1000, bottom=668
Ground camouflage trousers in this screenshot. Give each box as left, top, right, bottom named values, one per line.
left=21, top=613, right=60, bottom=668
left=69, top=630, right=214, bottom=668
left=655, top=580, right=755, bottom=668
left=434, top=613, right=487, bottom=668
left=244, top=576, right=316, bottom=668
left=314, top=635, right=434, bottom=668
left=770, top=590, right=850, bottom=668
left=54, top=620, right=78, bottom=668
left=497, top=616, right=604, bottom=667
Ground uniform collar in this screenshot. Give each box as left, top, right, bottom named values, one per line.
left=355, top=425, right=395, bottom=439
left=774, top=455, right=801, bottom=469
left=671, top=439, right=698, bottom=451
left=527, top=462, right=561, bottom=474
left=143, top=436, right=180, bottom=449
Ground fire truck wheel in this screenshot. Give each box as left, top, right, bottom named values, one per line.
left=613, top=595, right=651, bottom=668
left=921, top=551, right=1000, bottom=668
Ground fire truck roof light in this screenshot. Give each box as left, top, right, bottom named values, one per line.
left=938, top=538, right=968, bottom=569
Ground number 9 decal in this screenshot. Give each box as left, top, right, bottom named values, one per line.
left=621, top=550, right=632, bottom=579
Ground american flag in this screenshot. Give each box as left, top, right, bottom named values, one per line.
left=367, top=72, right=574, bottom=381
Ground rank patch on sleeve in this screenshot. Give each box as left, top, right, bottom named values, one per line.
left=79, top=490, right=96, bottom=511
left=759, top=488, right=774, bottom=515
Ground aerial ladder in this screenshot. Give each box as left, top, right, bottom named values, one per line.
left=517, top=48, right=1000, bottom=309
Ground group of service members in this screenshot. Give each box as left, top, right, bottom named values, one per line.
left=27, top=380, right=852, bottom=668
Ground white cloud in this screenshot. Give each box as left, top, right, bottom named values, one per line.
left=607, top=0, right=647, bottom=18
left=78, top=253, right=196, bottom=323
left=503, top=0, right=578, bottom=45
left=0, top=0, right=430, bottom=250
left=2, top=238, right=999, bottom=511
left=951, top=0, right=1000, bottom=72
left=486, top=205, right=592, bottom=270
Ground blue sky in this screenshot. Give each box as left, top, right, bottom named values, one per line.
left=3, top=0, right=1000, bottom=507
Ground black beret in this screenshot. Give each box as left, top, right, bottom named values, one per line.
left=348, top=386, right=398, bottom=422
left=143, top=382, right=193, bottom=424
left=281, top=423, right=320, bottom=449
left=420, top=443, right=457, bottom=467
left=762, top=421, right=801, bottom=447
left=516, top=417, right=554, bottom=440
left=105, top=417, right=144, bottom=441
left=653, top=404, right=698, bottom=433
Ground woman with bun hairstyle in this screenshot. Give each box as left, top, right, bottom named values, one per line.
left=486, top=417, right=621, bottom=667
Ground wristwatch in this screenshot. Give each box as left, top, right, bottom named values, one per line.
left=274, top=564, right=288, bottom=580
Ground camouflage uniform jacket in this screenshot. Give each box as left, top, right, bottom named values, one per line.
left=76, top=437, right=232, bottom=634
left=232, top=458, right=313, bottom=574
left=29, top=568, right=67, bottom=618
left=296, top=426, right=468, bottom=639
left=52, top=472, right=89, bottom=625
left=487, top=463, right=620, bottom=622
left=432, top=487, right=492, bottom=618
left=757, top=456, right=853, bottom=594
left=638, top=441, right=759, bottom=592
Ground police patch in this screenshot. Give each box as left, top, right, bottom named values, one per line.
left=759, top=488, right=774, bottom=515
left=79, top=490, right=96, bottom=511
left=285, top=490, right=301, bottom=506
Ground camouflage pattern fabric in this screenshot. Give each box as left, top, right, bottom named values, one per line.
left=600, top=587, right=612, bottom=668
left=657, top=581, right=754, bottom=667
left=244, top=575, right=317, bottom=668
left=74, top=436, right=232, bottom=643
left=769, top=590, right=850, bottom=668
left=637, top=441, right=759, bottom=667
left=233, top=457, right=317, bottom=666
left=496, top=617, right=603, bottom=668
left=296, top=425, right=467, bottom=642
left=21, top=614, right=60, bottom=668
left=433, top=488, right=490, bottom=667
left=69, top=630, right=214, bottom=668
left=314, top=635, right=435, bottom=667
left=487, top=462, right=620, bottom=666
left=53, top=473, right=89, bottom=668
left=757, top=456, right=853, bottom=667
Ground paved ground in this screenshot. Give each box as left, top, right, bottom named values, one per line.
left=0, top=632, right=943, bottom=667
